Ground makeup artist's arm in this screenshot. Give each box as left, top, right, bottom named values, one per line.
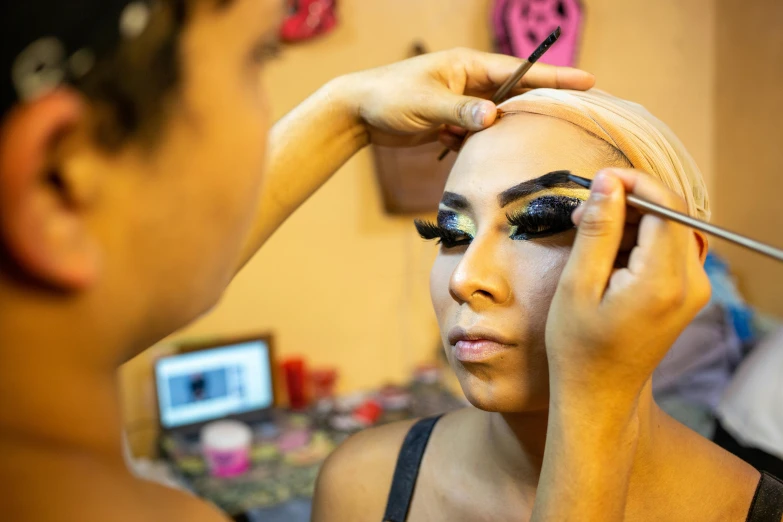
left=236, top=49, right=594, bottom=267
left=532, top=170, right=711, bottom=521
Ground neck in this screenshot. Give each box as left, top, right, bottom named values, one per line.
left=485, top=409, right=549, bottom=483
left=484, top=382, right=660, bottom=488
left=0, top=284, right=130, bottom=464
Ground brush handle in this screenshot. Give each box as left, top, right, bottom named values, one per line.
left=491, top=61, right=534, bottom=104
left=438, top=27, right=562, bottom=161
left=437, top=60, right=535, bottom=161
left=625, top=194, right=783, bottom=263
left=567, top=173, right=783, bottom=263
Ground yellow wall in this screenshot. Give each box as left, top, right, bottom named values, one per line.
left=578, top=0, right=716, bottom=196
left=121, top=0, right=719, bottom=457
left=713, top=0, right=783, bottom=316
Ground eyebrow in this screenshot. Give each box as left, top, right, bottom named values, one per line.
left=440, top=192, right=470, bottom=211
left=498, top=170, right=584, bottom=208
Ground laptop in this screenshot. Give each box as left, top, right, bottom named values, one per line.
left=154, top=334, right=276, bottom=441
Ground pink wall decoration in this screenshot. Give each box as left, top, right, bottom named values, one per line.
left=492, top=0, right=584, bottom=67
left=280, top=0, right=337, bottom=43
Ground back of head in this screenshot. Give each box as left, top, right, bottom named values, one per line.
left=0, top=0, right=278, bottom=357
left=497, top=89, right=710, bottom=221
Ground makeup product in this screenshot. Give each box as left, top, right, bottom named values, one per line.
left=438, top=26, right=562, bottom=161
left=281, top=357, right=309, bottom=410
left=567, top=173, right=783, bottom=263
left=201, top=420, right=253, bottom=478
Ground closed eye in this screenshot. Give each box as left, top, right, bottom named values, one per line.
left=414, top=220, right=473, bottom=248
left=506, top=196, right=581, bottom=240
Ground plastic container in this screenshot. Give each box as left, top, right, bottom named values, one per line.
left=281, top=357, right=309, bottom=410
left=201, top=420, right=252, bottom=478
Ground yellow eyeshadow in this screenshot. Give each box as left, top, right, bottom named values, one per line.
left=438, top=209, right=477, bottom=236
left=510, top=188, right=589, bottom=209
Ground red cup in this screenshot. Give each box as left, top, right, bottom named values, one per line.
left=281, top=358, right=308, bottom=410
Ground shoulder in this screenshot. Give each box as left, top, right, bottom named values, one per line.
left=2, top=449, right=228, bottom=522
left=312, top=418, right=419, bottom=522
left=137, top=480, right=230, bottom=522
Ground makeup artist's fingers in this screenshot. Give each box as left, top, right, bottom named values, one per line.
left=560, top=171, right=626, bottom=302
left=455, top=49, right=595, bottom=93
left=444, top=125, right=468, bottom=137
left=572, top=193, right=642, bottom=226
left=354, top=49, right=594, bottom=147
left=517, top=63, right=596, bottom=91
left=420, top=90, right=498, bottom=131
left=438, top=126, right=468, bottom=151
left=606, top=169, right=691, bottom=280
left=618, top=224, right=640, bottom=253
left=571, top=208, right=639, bottom=252
left=438, top=128, right=464, bottom=152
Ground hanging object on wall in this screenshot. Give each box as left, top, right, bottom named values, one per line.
left=280, top=0, right=338, bottom=43
left=372, top=42, right=456, bottom=215
left=492, top=0, right=583, bottom=67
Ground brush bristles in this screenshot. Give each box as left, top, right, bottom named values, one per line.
left=529, top=26, right=562, bottom=63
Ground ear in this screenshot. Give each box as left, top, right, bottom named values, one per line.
left=693, top=230, right=709, bottom=265
left=0, top=89, right=102, bottom=290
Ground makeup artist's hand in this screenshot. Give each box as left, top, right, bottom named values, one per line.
left=533, top=169, right=709, bottom=522
left=335, top=48, right=594, bottom=148
left=545, top=169, right=710, bottom=399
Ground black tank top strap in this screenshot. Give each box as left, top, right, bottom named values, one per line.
left=746, top=472, right=783, bottom=522
left=383, top=419, right=783, bottom=522
left=382, top=415, right=443, bottom=522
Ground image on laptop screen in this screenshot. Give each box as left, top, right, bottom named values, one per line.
left=155, top=339, right=273, bottom=430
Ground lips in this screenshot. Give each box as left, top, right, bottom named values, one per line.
left=447, top=326, right=515, bottom=363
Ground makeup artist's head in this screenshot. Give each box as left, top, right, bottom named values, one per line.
left=419, top=89, right=710, bottom=413
left=0, top=0, right=283, bottom=358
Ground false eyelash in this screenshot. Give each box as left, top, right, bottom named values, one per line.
left=506, top=196, right=581, bottom=240
left=414, top=219, right=472, bottom=248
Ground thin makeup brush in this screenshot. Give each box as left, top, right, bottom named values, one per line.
left=567, top=173, right=783, bottom=263
left=437, top=26, right=562, bottom=161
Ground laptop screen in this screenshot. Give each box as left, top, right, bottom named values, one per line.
left=155, top=339, right=274, bottom=429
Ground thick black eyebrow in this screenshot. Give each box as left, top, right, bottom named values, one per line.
left=498, top=170, right=584, bottom=208
left=440, top=192, right=470, bottom=211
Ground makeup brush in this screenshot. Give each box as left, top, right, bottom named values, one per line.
left=567, top=173, right=783, bottom=263
left=437, top=26, right=562, bottom=161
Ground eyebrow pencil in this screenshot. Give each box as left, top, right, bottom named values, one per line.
left=437, top=26, right=562, bottom=161
left=567, top=173, right=783, bottom=263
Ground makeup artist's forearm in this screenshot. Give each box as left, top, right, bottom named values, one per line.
left=238, top=77, right=368, bottom=268
left=531, top=390, right=640, bottom=522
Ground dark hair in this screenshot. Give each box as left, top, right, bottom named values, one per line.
left=68, top=0, right=232, bottom=150
left=74, top=1, right=187, bottom=149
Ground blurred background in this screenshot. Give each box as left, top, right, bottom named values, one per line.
left=119, top=0, right=783, bottom=518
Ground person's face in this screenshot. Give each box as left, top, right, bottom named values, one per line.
left=93, top=0, right=284, bottom=341
left=425, top=113, right=623, bottom=412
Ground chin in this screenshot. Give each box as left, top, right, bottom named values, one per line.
left=453, top=363, right=550, bottom=413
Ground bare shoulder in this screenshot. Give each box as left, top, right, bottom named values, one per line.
left=0, top=439, right=229, bottom=522
left=312, top=418, right=419, bottom=522
left=136, top=480, right=230, bottom=522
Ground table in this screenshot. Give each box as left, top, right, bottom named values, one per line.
left=161, top=380, right=465, bottom=521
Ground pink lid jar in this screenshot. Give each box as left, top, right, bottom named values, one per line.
left=201, top=420, right=252, bottom=478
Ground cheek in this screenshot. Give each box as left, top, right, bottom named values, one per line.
left=430, top=254, right=457, bottom=326
left=508, top=243, right=572, bottom=336
left=513, top=246, right=569, bottom=301
left=197, top=90, right=271, bottom=249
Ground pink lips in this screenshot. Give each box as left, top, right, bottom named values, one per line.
left=447, top=327, right=514, bottom=363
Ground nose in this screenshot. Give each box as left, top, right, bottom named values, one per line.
left=448, top=236, right=511, bottom=308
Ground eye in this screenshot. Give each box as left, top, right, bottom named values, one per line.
left=507, top=196, right=581, bottom=240
left=414, top=220, right=473, bottom=249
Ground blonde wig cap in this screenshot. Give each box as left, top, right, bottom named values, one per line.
left=497, top=89, right=710, bottom=221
